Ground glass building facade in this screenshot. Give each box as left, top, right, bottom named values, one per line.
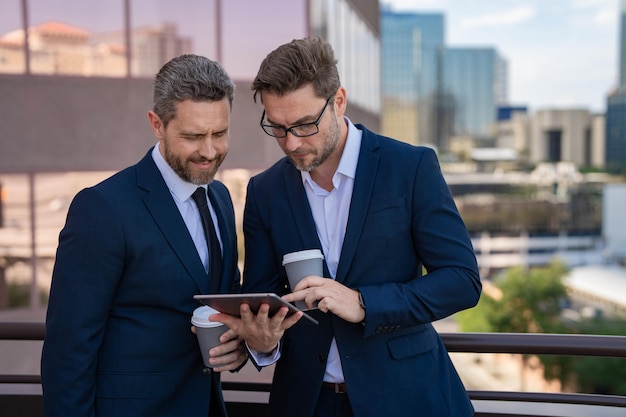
left=381, top=8, right=506, bottom=151
left=605, top=0, right=626, bottom=172
left=0, top=0, right=380, bottom=172
left=0, top=0, right=381, bottom=314
left=380, top=8, right=444, bottom=146
left=618, top=0, right=626, bottom=89
left=443, top=47, right=505, bottom=145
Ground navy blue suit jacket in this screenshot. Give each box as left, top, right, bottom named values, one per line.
left=41, top=150, right=240, bottom=417
left=243, top=125, right=481, bottom=417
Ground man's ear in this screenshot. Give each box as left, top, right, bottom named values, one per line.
left=333, top=86, right=347, bottom=116
left=147, top=111, right=164, bottom=139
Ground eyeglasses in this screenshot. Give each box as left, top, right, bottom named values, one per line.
left=260, top=96, right=333, bottom=138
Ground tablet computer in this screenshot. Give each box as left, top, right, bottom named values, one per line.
left=193, top=293, right=319, bottom=325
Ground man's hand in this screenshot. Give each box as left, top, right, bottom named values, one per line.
left=191, top=327, right=247, bottom=372
left=212, top=303, right=303, bottom=353
left=282, top=276, right=365, bottom=323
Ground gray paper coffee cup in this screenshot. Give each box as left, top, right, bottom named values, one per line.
left=192, top=306, right=228, bottom=368
left=282, top=249, right=324, bottom=309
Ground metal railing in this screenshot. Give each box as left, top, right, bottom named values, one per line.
left=2, top=322, right=626, bottom=416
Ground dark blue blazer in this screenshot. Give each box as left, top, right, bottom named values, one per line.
left=41, top=150, right=240, bottom=417
left=243, top=125, right=481, bottom=417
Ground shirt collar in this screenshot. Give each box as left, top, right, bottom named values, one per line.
left=151, top=144, right=206, bottom=202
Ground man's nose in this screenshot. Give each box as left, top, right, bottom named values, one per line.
left=283, top=132, right=304, bottom=151
left=197, top=140, right=220, bottom=161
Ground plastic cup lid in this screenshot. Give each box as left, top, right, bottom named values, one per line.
left=282, top=249, right=324, bottom=265
left=191, top=305, right=223, bottom=327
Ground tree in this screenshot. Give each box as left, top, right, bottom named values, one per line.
left=573, top=319, right=626, bottom=395
left=456, top=260, right=570, bottom=387
left=457, top=260, right=568, bottom=334
left=456, top=260, right=626, bottom=394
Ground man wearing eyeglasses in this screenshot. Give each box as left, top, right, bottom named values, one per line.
left=215, top=37, right=482, bottom=417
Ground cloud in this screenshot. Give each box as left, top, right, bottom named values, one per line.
left=572, top=0, right=616, bottom=10
left=566, top=0, right=619, bottom=28
left=594, top=8, right=618, bottom=25
left=383, top=0, right=450, bottom=10
left=461, top=6, right=536, bottom=28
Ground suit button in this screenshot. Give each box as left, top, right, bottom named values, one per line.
left=202, top=367, right=212, bottom=375
left=318, top=354, right=326, bottom=363
left=375, top=326, right=383, bottom=333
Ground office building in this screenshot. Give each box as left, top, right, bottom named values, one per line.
left=603, top=183, right=626, bottom=262
left=381, top=8, right=444, bottom=146
left=565, top=264, right=626, bottom=319
left=0, top=0, right=381, bottom=315
left=0, top=0, right=381, bottom=173
left=605, top=0, right=626, bottom=172
left=530, top=109, right=604, bottom=167
left=381, top=8, right=508, bottom=152
left=618, top=0, right=626, bottom=88
left=442, top=47, right=506, bottom=148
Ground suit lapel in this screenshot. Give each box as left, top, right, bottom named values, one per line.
left=136, top=152, right=209, bottom=293
left=283, top=163, right=325, bottom=251
left=336, top=126, right=380, bottom=283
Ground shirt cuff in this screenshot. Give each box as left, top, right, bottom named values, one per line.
left=246, top=341, right=281, bottom=366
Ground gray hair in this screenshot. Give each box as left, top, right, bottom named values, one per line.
left=153, top=54, right=235, bottom=126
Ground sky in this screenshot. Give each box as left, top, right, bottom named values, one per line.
left=384, top=0, right=622, bottom=112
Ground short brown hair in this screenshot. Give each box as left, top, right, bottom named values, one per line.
left=251, top=37, right=340, bottom=102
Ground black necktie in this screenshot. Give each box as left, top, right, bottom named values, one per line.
left=191, top=187, right=223, bottom=293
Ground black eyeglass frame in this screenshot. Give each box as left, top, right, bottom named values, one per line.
left=259, top=96, right=333, bottom=138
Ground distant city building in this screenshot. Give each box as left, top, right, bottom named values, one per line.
left=92, top=22, right=193, bottom=77
left=498, top=106, right=528, bottom=122
left=442, top=47, right=506, bottom=146
left=0, top=21, right=191, bottom=77
left=565, top=265, right=626, bottom=319
left=603, top=183, right=626, bottom=263
left=380, top=7, right=508, bottom=152
left=605, top=0, right=626, bottom=172
left=605, top=91, right=626, bottom=171
left=618, top=0, right=626, bottom=89
left=530, top=109, right=604, bottom=168
left=381, top=8, right=444, bottom=146
left=494, top=106, right=530, bottom=165
left=0, top=21, right=128, bottom=76
left=444, top=164, right=619, bottom=277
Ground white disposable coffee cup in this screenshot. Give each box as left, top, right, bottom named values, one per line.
left=191, top=306, right=228, bottom=368
left=282, top=249, right=324, bottom=309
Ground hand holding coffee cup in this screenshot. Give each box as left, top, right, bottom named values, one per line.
left=282, top=249, right=324, bottom=309
left=191, top=306, right=228, bottom=368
